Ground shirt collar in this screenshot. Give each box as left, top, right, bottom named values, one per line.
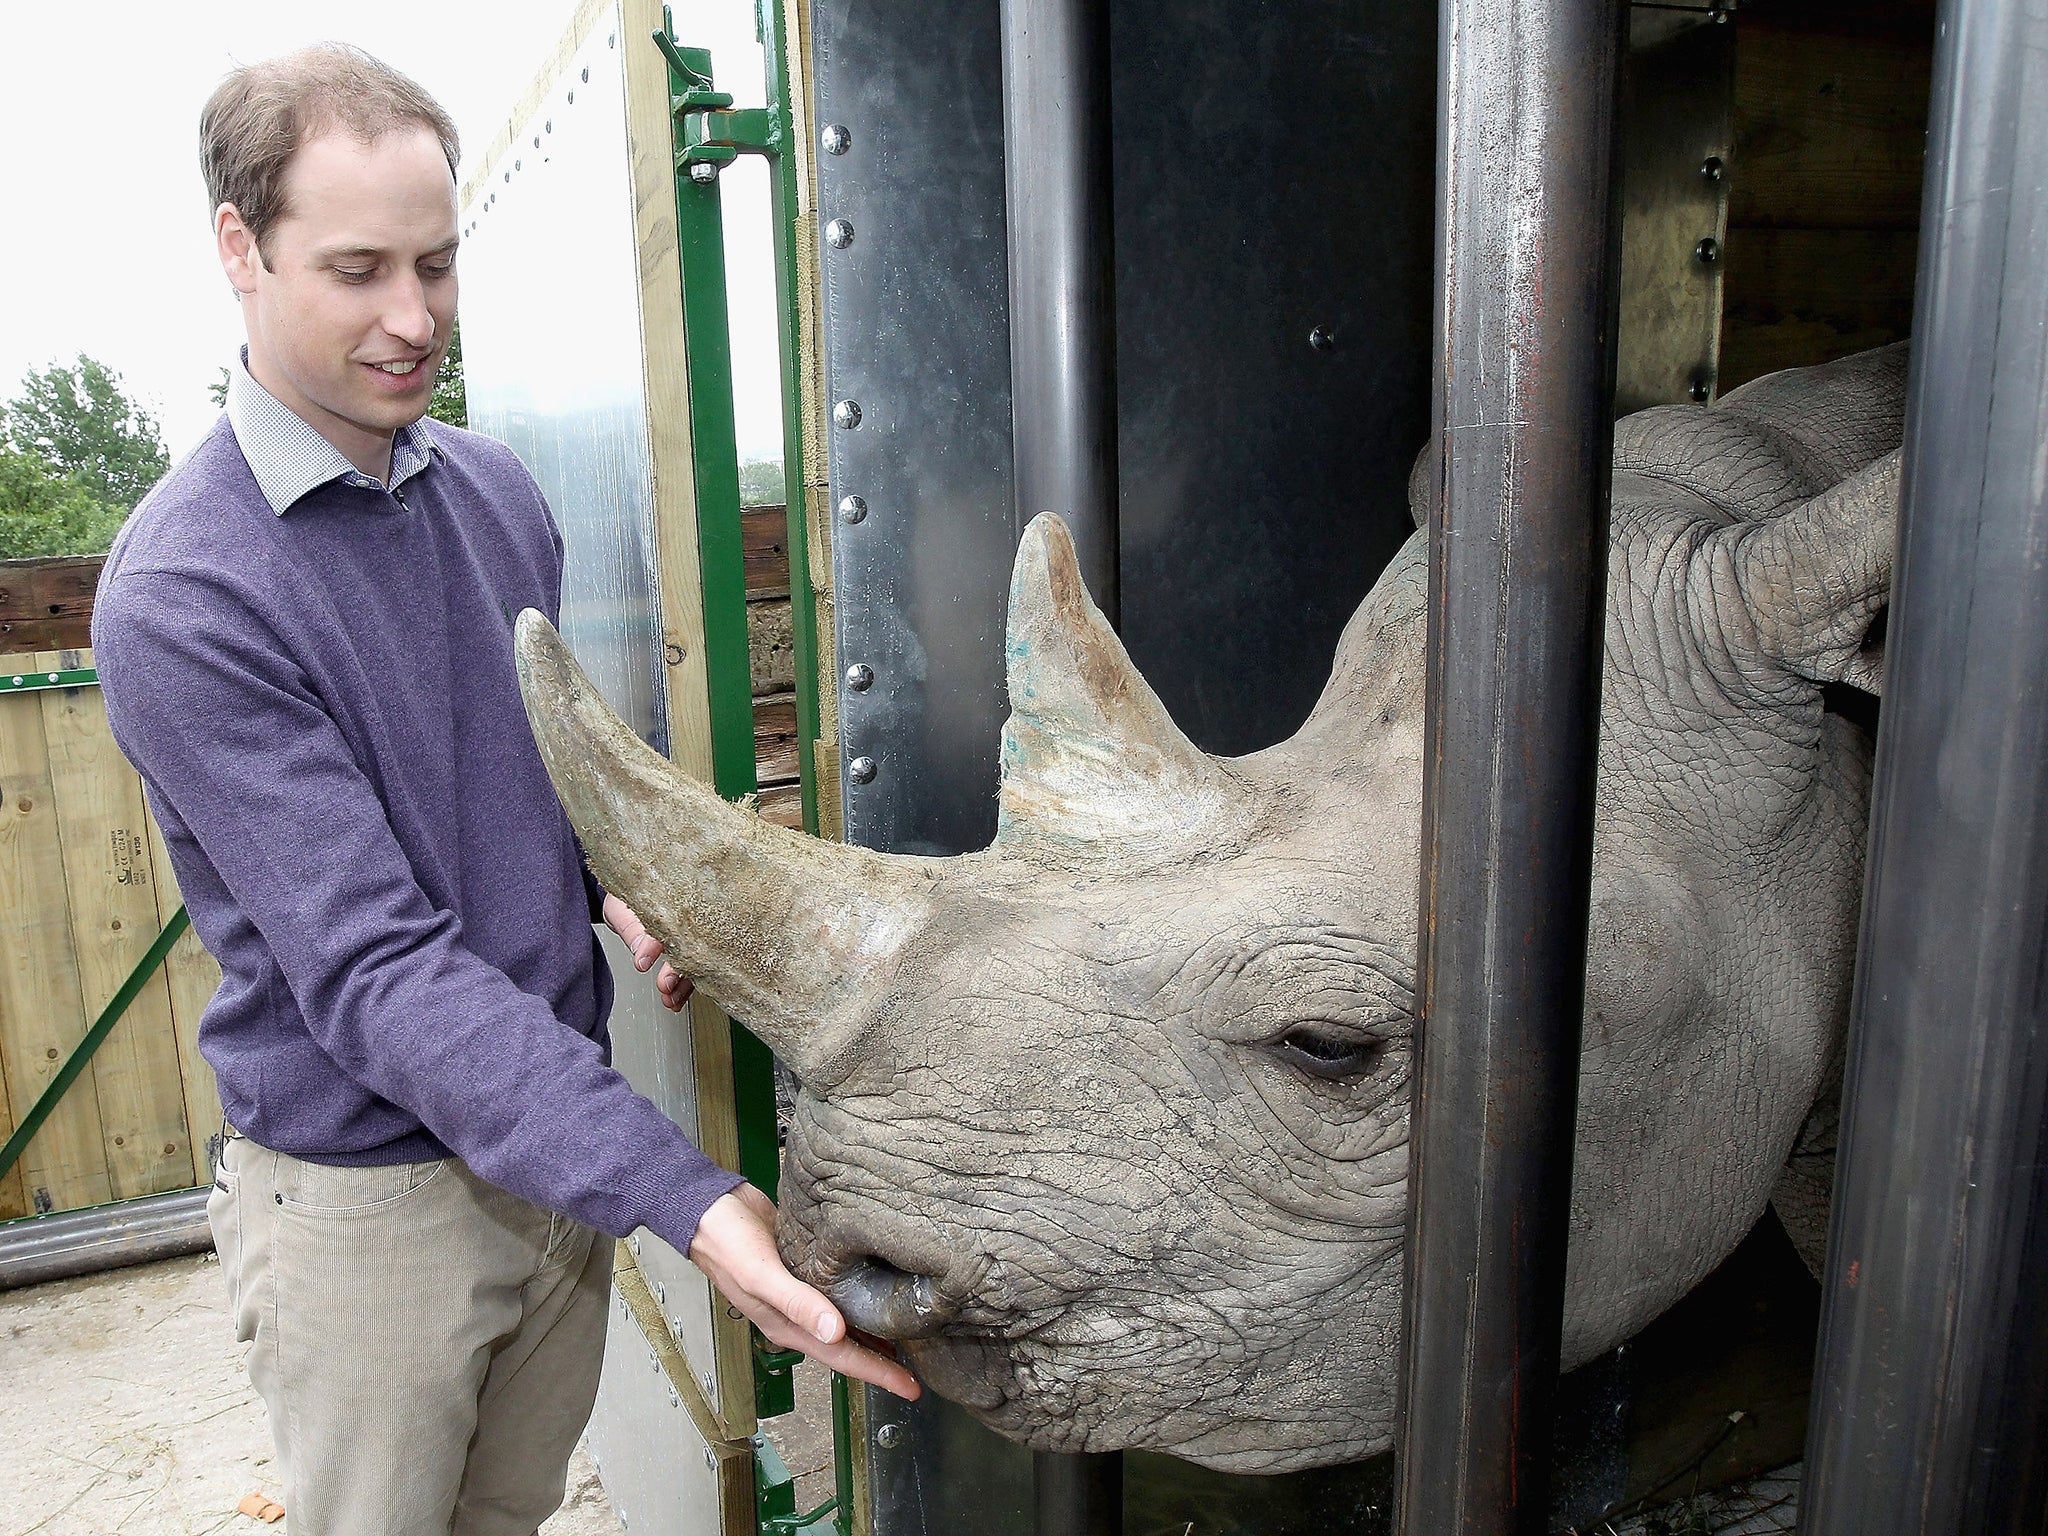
left=224, top=351, right=440, bottom=516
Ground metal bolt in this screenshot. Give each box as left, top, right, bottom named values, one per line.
left=845, top=663, right=874, bottom=692
left=582, top=67, right=591, bottom=82
left=826, top=218, right=855, bottom=249
left=689, top=161, right=719, bottom=184
left=838, top=495, right=869, bottom=525
left=848, top=756, right=879, bottom=785
left=705, top=1448, right=718, bottom=1469
left=1693, top=236, right=1721, bottom=265
left=629, top=1233, right=642, bottom=1256
left=1700, top=155, right=1726, bottom=183
left=649, top=1351, right=661, bottom=1373
left=668, top=1385, right=680, bottom=1408
left=652, top=1281, right=665, bottom=1304
left=833, top=399, right=863, bottom=429
left=821, top=124, right=851, bottom=155
left=1308, top=325, right=1335, bottom=352
left=876, top=1423, right=903, bottom=1449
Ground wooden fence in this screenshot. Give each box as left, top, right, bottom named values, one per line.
left=1, top=554, right=222, bottom=1220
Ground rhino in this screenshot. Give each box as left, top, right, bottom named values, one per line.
left=515, top=345, right=1905, bottom=1474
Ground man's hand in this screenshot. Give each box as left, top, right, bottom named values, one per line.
left=602, top=894, right=693, bottom=1012
left=690, top=1185, right=923, bottom=1401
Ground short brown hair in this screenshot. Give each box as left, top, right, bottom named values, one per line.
left=200, top=44, right=460, bottom=261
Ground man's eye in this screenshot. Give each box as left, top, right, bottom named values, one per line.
left=334, top=269, right=374, bottom=283
left=422, top=263, right=455, bottom=279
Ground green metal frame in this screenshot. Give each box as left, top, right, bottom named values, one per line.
left=2, top=666, right=98, bottom=694
left=652, top=18, right=855, bottom=1532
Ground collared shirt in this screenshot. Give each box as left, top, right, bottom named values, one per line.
left=224, top=353, right=439, bottom=515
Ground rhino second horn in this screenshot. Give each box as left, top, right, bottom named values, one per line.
left=513, top=610, right=934, bottom=1067
left=997, top=514, right=1239, bottom=856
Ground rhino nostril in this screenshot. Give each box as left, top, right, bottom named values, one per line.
left=826, top=1257, right=955, bottom=1340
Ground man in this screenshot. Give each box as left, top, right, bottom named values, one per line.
left=93, top=43, right=916, bottom=1536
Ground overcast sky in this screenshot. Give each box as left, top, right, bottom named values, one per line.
left=0, top=1, right=783, bottom=462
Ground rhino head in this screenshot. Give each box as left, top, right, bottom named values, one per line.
left=517, top=346, right=1905, bottom=1473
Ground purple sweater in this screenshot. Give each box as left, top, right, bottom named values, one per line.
left=93, top=416, right=742, bottom=1251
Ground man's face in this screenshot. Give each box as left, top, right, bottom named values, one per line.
left=217, top=127, right=459, bottom=475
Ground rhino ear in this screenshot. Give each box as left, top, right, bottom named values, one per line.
left=1729, top=448, right=1900, bottom=695
left=997, top=515, right=1234, bottom=853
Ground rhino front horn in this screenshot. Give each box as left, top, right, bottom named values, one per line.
left=513, top=611, right=935, bottom=1067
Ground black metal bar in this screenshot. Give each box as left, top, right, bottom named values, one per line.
left=1801, top=0, right=2048, bottom=1524
left=1001, top=1, right=1124, bottom=1526
left=1393, top=0, right=1626, bottom=1521
left=1033, top=1444, right=1122, bottom=1536
left=999, top=0, right=1119, bottom=626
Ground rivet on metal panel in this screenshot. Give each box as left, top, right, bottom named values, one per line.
left=705, top=1447, right=718, bottom=1470
left=703, top=1368, right=717, bottom=1399
left=1309, top=326, right=1336, bottom=352
left=876, top=1423, right=903, bottom=1449
left=1700, top=155, right=1726, bottom=182
left=837, top=494, right=868, bottom=525
left=649, top=1350, right=661, bottom=1373
left=845, top=663, right=874, bottom=691
left=826, top=218, right=855, bottom=249
left=833, top=399, right=863, bottom=429
left=821, top=123, right=851, bottom=155
left=689, top=161, right=720, bottom=184
left=652, top=1281, right=665, bottom=1304
left=581, top=67, right=590, bottom=82
left=629, top=1233, right=642, bottom=1256
left=1694, top=236, right=1721, bottom=265
left=848, top=756, right=879, bottom=785
left=669, top=1385, right=680, bottom=1408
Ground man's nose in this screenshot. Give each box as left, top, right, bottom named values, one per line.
left=383, top=278, right=437, bottom=350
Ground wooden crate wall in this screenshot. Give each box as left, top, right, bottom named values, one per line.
left=0, top=556, right=223, bottom=1219
left=741, top=505, right=804, bottom=828
left=1719, top=0, right=1934, bottom=390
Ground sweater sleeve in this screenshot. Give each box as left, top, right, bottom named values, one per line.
left=94, top=569, right=743, bottom=1252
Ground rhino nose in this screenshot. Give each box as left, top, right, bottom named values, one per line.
left=826, top=1257, right=956, bottom=1340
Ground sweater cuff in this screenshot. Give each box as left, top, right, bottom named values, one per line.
left=620, top=1154, right=749, bottom=1258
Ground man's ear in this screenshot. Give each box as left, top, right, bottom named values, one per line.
left=1724, top=448, right=1900, bottom=696
left=216, top=203, right=261, bottom=296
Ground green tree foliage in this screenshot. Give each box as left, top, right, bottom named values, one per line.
left=3, top=356, right=169, bottom=512
left=430, top=320, right=467, bottom=429
left=0, top=356, right=169, bottom=560
left=738, top=458, right=786, bottom=507
left=0, top=447, right=128, bottom=559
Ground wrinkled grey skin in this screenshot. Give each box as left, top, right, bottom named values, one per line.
left=517, top=347, right=1905, bottom=1474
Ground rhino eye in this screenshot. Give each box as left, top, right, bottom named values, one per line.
left=1268, top=1026, right=1385, bottom=1081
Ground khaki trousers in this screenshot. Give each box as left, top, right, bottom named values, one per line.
left=210, top=1136, right=611, bottom=1536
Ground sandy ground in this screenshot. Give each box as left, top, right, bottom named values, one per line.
left=0, top=1252, right=617, bottom=1536
left=0, top=1250, right=837, bottom=1536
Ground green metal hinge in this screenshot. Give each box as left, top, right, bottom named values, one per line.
left=756, top=1431, right=844, bottom=1536
left=1, top=666, right=98, bottom=694
left=0, top=905, right=190, bottom=1185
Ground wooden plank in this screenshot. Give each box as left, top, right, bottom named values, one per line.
left=37, top=649, right=195, bottom=1199
left=742, top=504, right=791, bottom=598
left=0, top=675, right=110, bottom=1215
left=1730, top=22, right=1931, bottom=231
left=0, top=555, right=104, bottom=657
left=144, top=814, right=224, bottom=1185
left=754, top=783, right=805, bottom=831
left=1719, top=226, right=1919, bottom=391
left=752, top=693, right=800, bottom=787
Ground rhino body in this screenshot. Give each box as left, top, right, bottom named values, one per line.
left=517, top=346, right=1904, bottom=1473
